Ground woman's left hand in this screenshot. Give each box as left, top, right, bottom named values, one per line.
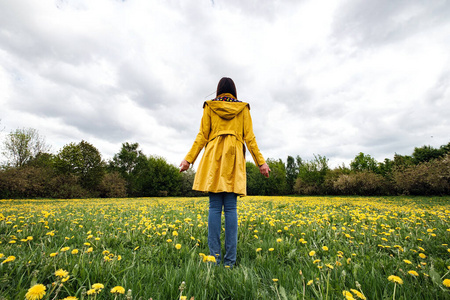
left=179, top=159, right=190, bottom=172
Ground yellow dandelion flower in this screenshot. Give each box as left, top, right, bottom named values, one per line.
left=2, top=256, right=16, bottom=264
left=111, top=286, right=126, bottom=294
left=172, top=231, right=178, bottom=236
left=62, top=297, right=78, bottom=300
left=55, top=269, right=69, bottom=278
left=408, top=270, right=419, bottom=277
left=61, top=247, right=70, bottom=252
left=117, top=255, right=122, bottom=261
left=92, top=283, right=104, bottom=290
left=343, top=290, right=355, bottom=300
left=205, top=255, right=216, bottom=263
left=86, top=289, right=97, bottom=295
left=388, top=275, right=403, bottom=285
left=256, top=248, right=262, bottom=252
left=419, top=253, right=426, bottom=259
left=326, top=264, right=334, bottom=269
left=403, top=259, right=412, bottom=264
left=309, top=251, right=316, bottom=257
left=322, top=246, right=328, bottom=251
left=71, top=249, right=79, bottom=255
left=306, top=280, right=313, bottom=286
left=84, top=242, right=90, bottom=246
left=49, top=252, right=58, bottom=257
left=166, top=239, right=173, bottom=243
left=443, top=279, right=450, bottom=288
left=25, top=284, right=46, bottom=300
left=272, top=278, right=278, bottom=282
left=276, top=238, right=282, bottom=243
left=350, top=289, right=366, bottom=300
left=175, top=244, right=182, bottom=250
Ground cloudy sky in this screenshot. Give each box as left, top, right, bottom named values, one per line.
left=1, top=0, right=449, bottom=168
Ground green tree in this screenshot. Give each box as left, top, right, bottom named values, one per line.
left=266, top=158, right=287, bottom=195
left=2, top=128, right=51, bottom=168
left=180, top=168, right=204, bottom=196
left=295, top=154, right=329, bottom=195
left=412, top=145, right=444, bottom=164
left=377, top=158, right=394, bottom=177
left=392, top=153, right=414, bottom=167
left=285, top=155, right=298, bottom=194
left=350, top=152, right=378, bottom=173
left=55, top=140, right=105, bottom=191
left=246, top=161, right=268, bottom=195
left=108, top=142, right=148, bottom=195
left=137, top=156, right=182, bottom=196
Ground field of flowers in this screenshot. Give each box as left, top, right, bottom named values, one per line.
left=1, top=196, right=450, bottom=300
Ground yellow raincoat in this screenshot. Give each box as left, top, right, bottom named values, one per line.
left=185, top=93, right=265, bottom=196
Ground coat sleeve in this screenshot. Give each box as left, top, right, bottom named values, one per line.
left=184, top=104, right=211, bottom=165
left=243, top=106, right=266, bottom=166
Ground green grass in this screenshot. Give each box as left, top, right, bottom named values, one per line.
left=1, top=196, right=450, bottom=299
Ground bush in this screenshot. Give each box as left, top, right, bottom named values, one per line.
left=0, top=166, right=52, bottom=199
left=332, top=172, right=392, bottom=196
left=294, top=177, right=323, bottom=195
left=47, top=174, right=91, bottom=199
left=393, top=154, right=450, bottom=195
left=98, top=172, right=127, bottom=198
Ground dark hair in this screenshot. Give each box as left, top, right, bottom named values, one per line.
left=216, top=77, right=237, bottom=98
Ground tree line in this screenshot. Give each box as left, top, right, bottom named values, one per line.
left=1, top=128, right=449, bottom=198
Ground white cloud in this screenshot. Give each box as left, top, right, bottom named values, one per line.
left=0, top=0, right=449, bottom=169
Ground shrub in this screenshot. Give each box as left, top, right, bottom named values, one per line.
left=47, top=174, right=90, bottom=199
left=393, top=154, right=450, bottom=195
left=98, top=172, right=127, bottom=198
left=333, top=172, right=391, bottom=196
left=0, top=166, right=52, bottom=199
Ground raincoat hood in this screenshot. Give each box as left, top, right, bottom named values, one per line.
left=204, top=100, right=249, bottom=120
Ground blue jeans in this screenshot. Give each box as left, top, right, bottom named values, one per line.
left=208, top=192, right=238, bottom=266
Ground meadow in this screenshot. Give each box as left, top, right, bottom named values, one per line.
left=1, top=196, right=450, bottom=300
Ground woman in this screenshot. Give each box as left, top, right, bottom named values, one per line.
left=180, top=77, right=270, bottom=267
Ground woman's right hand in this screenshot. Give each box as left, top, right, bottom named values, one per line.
left=259, top=163, right=271, bottom=178
left=179, top=159, right=190, bottom=172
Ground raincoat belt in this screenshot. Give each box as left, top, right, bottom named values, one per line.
left=208, top=130, right=244, bottom=144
